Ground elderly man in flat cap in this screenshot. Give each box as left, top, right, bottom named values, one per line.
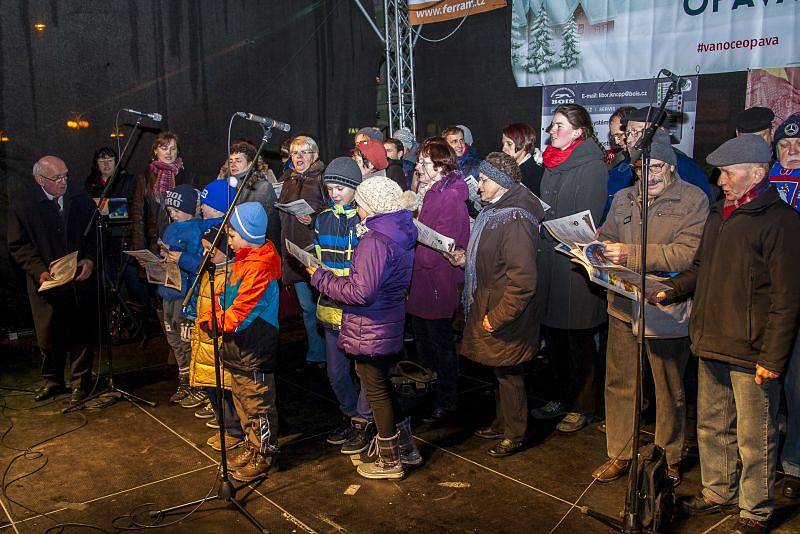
left=735, top=106, right=775, bottom=146
left=651, top=135, right=800, bottom=533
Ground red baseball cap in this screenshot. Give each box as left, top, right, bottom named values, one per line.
left=356, top=139, right=388, bottom=171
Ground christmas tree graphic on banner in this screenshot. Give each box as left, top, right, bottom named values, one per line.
left=560, top=13, right=581, bottom=68
left=510, top=6, right=528, bottom=69
left=528, top=2, right=554, bottom=73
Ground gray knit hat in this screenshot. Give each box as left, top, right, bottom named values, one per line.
left=324, top=157, right=362, bottom=189
left=650, top=129, right=677, bottom=166
left=707, top=134, right=773, bottom=167
left=394, top=127, right=416, bottom=152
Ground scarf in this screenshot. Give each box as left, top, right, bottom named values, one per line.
left=722, top=175, right=772, bottom=220
left=463, top=206, right=539, bottom=316
left=150, top=157, right=184, bottom=201
left=542, top=139, right=583, bottom=168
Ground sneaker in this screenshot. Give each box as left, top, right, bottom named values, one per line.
left=194, top=402, right=215, bottom=419
left=169, top=386, right=191, bottom=404
left=341, top=418, right=376, bottom=455
left=556, top=412, right=590, bottom=433
left=530, top=401, right=568, bottom=420
left=232, top=452, right=278, bottom=482
left=206, top=433, right=244, bottom=452
left=179, top=389, right=209, bottom=409
left=206, top=418, right=220, bottom=429
left=326, top=420, right=357, bottom=446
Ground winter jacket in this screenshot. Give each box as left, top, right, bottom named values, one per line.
left=311, top=210, right=417, bottom=357
left=313, top=200, right=360, bottom=330
left=669, top=188, right=800, bottom=374
left=157, top=218, right=204, bottom=302
left=278, top=160, right=327, bottom=283
left=457, top=145, right=481, bottom=180
left=407, top=171, right=471, bottom=320
left=7, top=183, right=98, bottom=349
left=131, top=167, right=196, bottom=254
left=461, top=184, right=544, bottom=367
left=386, top=160, right=408, bottom=191
left=519, top=156, right=544, bottom=197
left=602, top=151, right=712, bottom=223
left=199, top=242, right=282, bottom=372
left=538, top=140, right=609, bottom=330
left=232, top=171, right=281, bottom=252
left=598, top=177, right=708, bottom=328
left=187, top=262, right=234, bottom=389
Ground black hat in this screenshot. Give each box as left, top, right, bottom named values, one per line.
left=621, top=106, right=675, bottom=126
left=735, top=107, right=775, bottom=134
left=324, top=157, right=363, bottom=189
left=165, top=184, right=198, bottom=215
left=707, top=134, right=772, bottom=167
left=201, top=224, right=232, bottom=258
left=774, top=113, right=800, bottom=145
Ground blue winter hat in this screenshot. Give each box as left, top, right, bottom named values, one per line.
left=165, top=184, right=198, bottom=215
left=230, top=202, right=267, bottom=245
left=200, top=179, right=235, bottom=213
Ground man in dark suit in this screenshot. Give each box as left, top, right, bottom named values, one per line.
left=7, top=156, right=97, bottom=404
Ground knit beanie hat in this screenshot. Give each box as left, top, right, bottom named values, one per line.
left=649, top=129, right=677, bottom=166
left=355, top=176, right=417, bottom=215
left=324, top=157, right=363, bottom=189
left=356, top=127, right=384, bottom=143
left=457, top=124, right=474, bottom=146
left=394, top=127, right=416, bottom=152
left=774, top=113, right=800, bottom=145
left=200, top=179, right=235, bottom=213
left=165, top=184, right=198, bottom=215
left=201, top=224, right=232, bottom=258
left=229, top=202, right=267, bottom=245
left=357, top=139, right=389, bottom=171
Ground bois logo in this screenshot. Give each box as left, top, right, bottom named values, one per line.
left=550, top=87, right=575, bottom=105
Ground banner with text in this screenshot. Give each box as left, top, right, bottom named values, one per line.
left=409, top=0, right=506, bottom=25
left=512, top=0, right=799, bottom=87
left=540, top=77, right=699, bottom=157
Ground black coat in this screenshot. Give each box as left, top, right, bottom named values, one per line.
left=519, top=156, right=544, bottom=197
left=386, top=159, right=408, bottom=191
left=670, top=188, right=800, bottom=374
left=7, top=183, right=98, bottom=349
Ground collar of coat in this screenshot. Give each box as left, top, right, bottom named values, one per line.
left=709, top=185, right=780, bottom=216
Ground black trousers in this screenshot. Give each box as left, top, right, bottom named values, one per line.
left=411, top=315, right=459, bottom=412
left=546, top=326, right=600, bottom=416
left=355, top=356, right=404, bottom=438
left=38, top=290, right=94, bottom=392
left=492, top=363, right=528, bottom=441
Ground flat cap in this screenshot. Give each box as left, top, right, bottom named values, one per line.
left=706, top=134, right=772, bottom=167
left=621, top=106, right=675, bottom=126
left=650, top=129, right=677, bottom=166
left=735, top=106, right=775, bottom=133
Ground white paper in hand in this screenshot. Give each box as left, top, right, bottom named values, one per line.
left=285, top=239, right=328, bottom=271
left=38, top=251, right=79, bottom=292
left=413, top=219, right=455, bottom=253
left=276, top=199, right=315, bottom=216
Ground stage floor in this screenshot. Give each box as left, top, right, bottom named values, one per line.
left=1, top=324, right=798, bottom=533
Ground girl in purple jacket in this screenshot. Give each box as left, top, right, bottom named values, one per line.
left=308, top=176, right=420, bottom=480
left=407, top=138, right=471, bottom=424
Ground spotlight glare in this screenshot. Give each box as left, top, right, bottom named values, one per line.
left=34, top=22, right=46, bottom=31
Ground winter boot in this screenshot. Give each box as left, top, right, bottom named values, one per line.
left=397, top=417, right=422, bottom=466
left=232, top=450, right=279, bottom=482
left=169, top=372, right=191, bottom=403
left=356, top=432, right=404, bottom=480
left=226, top=440, right=255, bottom=470
left=340, top=417, right=376, bottom=455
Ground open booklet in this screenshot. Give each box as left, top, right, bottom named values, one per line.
left=38, top=251, right=79, bottom=292
left=124, top=249, right=181, bottom=291
left=285, top=239, right=330, bottom=272
left=276, top=199, right=315, bottom=216
left=413, top=219, right=455, bottom=253
left=544, top=210, right=670, bottom=300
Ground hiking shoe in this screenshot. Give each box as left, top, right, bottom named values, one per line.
left=232, top=452, right=278, bottom=482
left=341, top=418, right=376, bottom=455
left=227, top=441, right=255, bottom=470
left=179, top=389, right=208, bottom=409
left=206, top=433, right=244, bottom=452
left=327, top=420, right=357, bottom=445
left=556, top=412, right=590, bottom=433
left=194, top=402, right=215, bottom=419
left=530, top=401, right=568, bottom=420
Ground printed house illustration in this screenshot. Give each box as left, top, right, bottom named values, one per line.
left=545, top=1, right=620, bottom=36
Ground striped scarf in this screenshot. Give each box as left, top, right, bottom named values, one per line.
left=150, top=157, right=184, bottom=201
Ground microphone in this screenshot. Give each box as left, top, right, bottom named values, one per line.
left=237, top=112, right=291, bottom=132
left=659, top=69, right=691, bottom=92
left=122, top=108, right=163, bottom=122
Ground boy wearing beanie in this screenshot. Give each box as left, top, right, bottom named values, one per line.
left=199, top=179, right=235, bottom=220
left=160, top=184, right=204, bottom=403
left=197, top=202, right=282, bottom=482
left=313, top=157, right=375, bottom=454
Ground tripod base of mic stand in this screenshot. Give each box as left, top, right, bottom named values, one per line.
left=62, top=384, right=157, bottom=414
left=149, top=476, right=267, bottom=532
left=581, top=506, right=645, bottom=533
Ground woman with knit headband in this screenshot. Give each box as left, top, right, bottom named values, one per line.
left=449, top=152, right=544, bottom=458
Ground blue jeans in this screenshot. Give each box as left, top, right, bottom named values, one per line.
left=697, top=359, right=781, bottom=521
left=206, top=387, right=244, bottom=440
left=324, top=329, right=372, bottom=420
left=782, top=333, right=800, bottom=478
left=293, top=282, right=325, bottom=362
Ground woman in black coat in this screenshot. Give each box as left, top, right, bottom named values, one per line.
left=501, top=123, right=544, bottom=197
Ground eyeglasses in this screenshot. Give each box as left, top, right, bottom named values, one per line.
left=625, top=128, right=644, bottom=139
left=290, top=149, right=314, bottom=157
left=417, top=159, right=434, bottom=166
left=647, top=162, right=667, bottom=174
left=38, top=172, right=69, bottom=183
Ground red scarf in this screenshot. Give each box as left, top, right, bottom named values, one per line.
left=542, top=139, right=583, bottom=168
left=722, top=176, right=771, bottom=220
left=150, top=157, right=184, bottom=201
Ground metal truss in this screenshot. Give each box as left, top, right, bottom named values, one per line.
left=383, top=0, right=416, bottom=137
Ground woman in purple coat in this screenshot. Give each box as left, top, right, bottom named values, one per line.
left=407, top=138, right=471, bottom=423
left=309, top=176, right=420, bottom=480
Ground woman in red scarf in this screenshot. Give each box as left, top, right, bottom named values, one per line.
left=131, top=131, right=196, bottom=253
left=533, top=104, right=609, bottom=434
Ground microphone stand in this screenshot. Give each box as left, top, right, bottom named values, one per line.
left=147, top=124, right=273, bottom=532
left=65, top=117, right=156, bottom=413
left=580, top=77, right=678, bottom=533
